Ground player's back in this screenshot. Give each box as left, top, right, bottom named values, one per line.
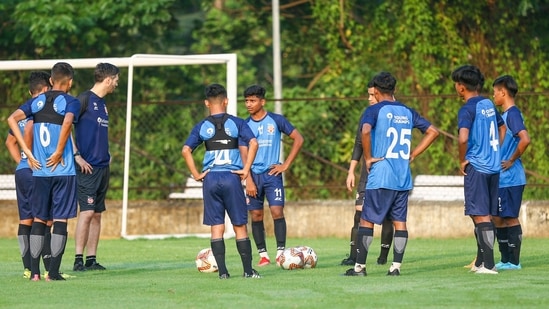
left=462, top=97, right=501, bottom=174
left=27, top=91, right=78, bottom=177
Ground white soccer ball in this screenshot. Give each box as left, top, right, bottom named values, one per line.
left=279, top=247, right=305, bottom=270
left=296, top=246, right=318, bottom=269
left=195, top=248, right=218, bottom=273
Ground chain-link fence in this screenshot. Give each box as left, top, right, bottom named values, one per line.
left=2, top=93, right=548, bottom=201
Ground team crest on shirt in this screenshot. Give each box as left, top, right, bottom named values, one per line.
left=93, top=102, right=99, bottom=110
left=267, top=124, right=275, bottom=135
left=87, top=196, right=95, bottom=205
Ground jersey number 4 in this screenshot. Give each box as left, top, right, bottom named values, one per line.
left=386, top=128, right=411, bottom=159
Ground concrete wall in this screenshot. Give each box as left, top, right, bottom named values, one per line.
left=1, top=199, right=548, bottom=238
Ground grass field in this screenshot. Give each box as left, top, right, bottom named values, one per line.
left=0, top=236, right=547, bottom=309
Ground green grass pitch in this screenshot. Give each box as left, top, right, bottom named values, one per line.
left=1, top=237, right=548, bottom=308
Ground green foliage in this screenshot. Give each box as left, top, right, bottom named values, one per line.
left=1, top=0, right=549, bottom=199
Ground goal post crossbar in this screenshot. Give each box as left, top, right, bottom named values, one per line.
left=0, top=53, right=238, bottom=239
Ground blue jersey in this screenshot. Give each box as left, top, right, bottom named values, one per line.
left=184, top=113, right=255, bottom=172
left=246, top=112, right=295, bottom=174
left=360, top=101, right=432, bottom=191
left=458, top=96, right=504, bottom=174
left=74, top=91, right=110, bottom=167
left=499, top=106, right=527, bottom=187
left=18, top=91, right=81, bottom=177
left=8, top=117, right=32, bottom=171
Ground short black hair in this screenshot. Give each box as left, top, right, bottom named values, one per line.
left=451, top=65, right=485, bottom=92
left=492, top=75, right=518, bottom=98
left=367, top=79, right=375, bottom=88
left=51, top=62, right=74, bottom=84
left=371, top=72, right=396, bottom=94
left=28, top=71, right=51, bottom=95
left=204, top=83, right=227, bottom=99
left=95, top=63, right=119, bottom=83
left=243, top=85, right=266, bottom=99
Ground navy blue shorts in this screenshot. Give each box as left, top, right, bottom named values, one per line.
left=498, top=185, right=525, bottom=218
left=246, top=172, right=285, bottom=210
left=15, top=168, right=33, bottom=220
left=362, top=188, right=409, bottom=225
left=77, top=166, right=109, bottom=213
left=32, top=176, right=77, bottom=221
left=463, top=164, right=499, bottom=216
left=202, top=172, right=247, bottom=226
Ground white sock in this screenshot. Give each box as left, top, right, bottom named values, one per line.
left=354, top=263, right=365, bottom=272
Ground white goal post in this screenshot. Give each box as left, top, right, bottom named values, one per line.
left=0, top=53, right=238, bottom=239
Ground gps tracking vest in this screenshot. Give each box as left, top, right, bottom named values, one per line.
left=204, top=114, right=238, bottom=151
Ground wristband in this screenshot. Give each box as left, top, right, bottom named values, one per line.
left=74, top=151, right=81, bottom=157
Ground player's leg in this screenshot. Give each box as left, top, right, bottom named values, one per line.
left=210, top=224, right=229, bottom=278
left=85, top=212, right=105, bottom=270
left=247, top=173, right=269, bottom=265
left=500, top=185, right=524, bottom=269
left=48, top=176, right=78, bottom=280
left=28, top=177, right=51, bottom=280
left=73, top=210, right=93, bottom=271
left=507, top=220, right=522, bottom=268
left=387, top=190, right=409, bottom=276
left=85, top=167, right=109, bottom=270
left=15, top=168, right=33, bottom=278
left=464, top=166, right=497, bottom=274
left=377, top=217, right=394, bottom=265
left=17, top=221, right=32, bottom=278
left=492, top=215, right=509, bottom=266
left=203, top=172, right=230, bottom=278
left=266, top=173, right=286, bottom=264
left=42, top=222, right=52, bottom=274
left=342, top=189, right=363, bottom=265
left=225, top=173, right=260, bottom=278
left=29, top=219, right=47, bottom=280
left=342, top=209, right=361, bottom=265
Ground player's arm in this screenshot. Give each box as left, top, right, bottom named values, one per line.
left=241, top=145, right=258, bottom=197
left=346, top=159, right=359, bottom=192
left=182, top=145, right=208, bottom=181
left=269, top=129, right=304, bottom=176
left=347, top=128, right=363, bottom=191
left=502, top=129, right=530, bottom=171
left=458, top=127, right=469, bottom=175
left=46, top=112, right=75, bottom=171
left=360, top=122, right=381, bottom=173
left=7, top=109, right=39, bottom=169
left=5, top=133, right=21, bottom=164
left=410, top=125, right=439, bottom=162
left=498, top=124, right=507, bottom=146
left=234, top=138, right=258, bottom=180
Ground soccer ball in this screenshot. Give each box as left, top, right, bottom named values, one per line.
left=195, top=248, right=218, bottom=273
left=296, top=246, right=318, bottom=269
left=278, top=247, right=305, bottom=270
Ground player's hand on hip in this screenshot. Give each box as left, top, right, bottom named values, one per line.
left=194, top=170, right=209, bottom=182
left=501, top=160, right=514, bottom=171
left=46, top=151, right=64, bottom=172
left=268, top=164, right=286, bottom=176
left=459, top=160, right=469, bottom=175
left=75, top=156, right=93, bottom=174
left=26, top=152, right=41, bottom=170
left=365, top=157, right=384, bottom=173
left=231, top=169, right=249, bottom=181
